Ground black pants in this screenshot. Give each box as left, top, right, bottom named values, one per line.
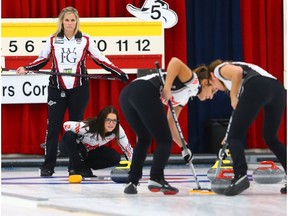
left=119, top=80, right=173, bottom=184
left=228, top=76, right=287, bottom=176
left=60, top=131, right=121, bottom=170
left=42, top=84, right=90, bottom=171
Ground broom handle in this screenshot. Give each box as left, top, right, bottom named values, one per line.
left=215, top=86, right=243, bottom=178
left=214, top=113, right=233, bottom=178
left=1, top=67, right=121, bottom=81
left=155, top=61, right=202, bottom=189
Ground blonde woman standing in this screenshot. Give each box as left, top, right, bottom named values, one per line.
left=17, top=6, right=129, bottom=176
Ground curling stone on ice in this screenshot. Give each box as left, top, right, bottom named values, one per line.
left=110, top=160, right=131, bottom=183
left=211, top=169, right=234, bottom=195
left=207, top=159, right=233, bottom=182
left=252, top=161, right=285, bottom=184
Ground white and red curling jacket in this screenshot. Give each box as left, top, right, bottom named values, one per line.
left=137, top=72, right=201, bottom=107
left=24, top=30, right=126, bottom=89
left=63, top=121, right=133, bottom=162
left=214, top=61, right=276, bottom=91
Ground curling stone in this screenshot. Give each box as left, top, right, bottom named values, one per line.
left=110, top=160, right=131, bottom=183
left=207, top=159, right=233, bottom=182
left=252, top=161, right=285, bottom=184
left=211, top=169, right=234, bottom=195
left=68, top=175, right=82, bottom=183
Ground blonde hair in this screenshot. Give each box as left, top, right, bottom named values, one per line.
left=54, top=6, right=80, bottom=36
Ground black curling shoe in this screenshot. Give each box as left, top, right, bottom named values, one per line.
left=224, top=175, right=250, bottom=196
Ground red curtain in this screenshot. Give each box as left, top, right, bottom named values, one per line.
left=240, top=0, right=286, bottom=148
left=1, top=0, right=187, bottom=154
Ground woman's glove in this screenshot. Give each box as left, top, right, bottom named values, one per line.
left=218, top=147, right=230, bottom=160
left=181, top=145, right=193, bottom=163
left=118, top=73, right=129, bottom=83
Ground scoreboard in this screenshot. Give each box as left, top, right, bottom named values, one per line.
left=2, top=17, right=164, bottom=73
left=1, top=18, right=164, bottom=103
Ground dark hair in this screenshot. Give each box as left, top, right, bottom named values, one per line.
left=193, top=65, right=210, bottom=81
left=83, top=106, right=120, bottom=140
left=207, top=59, right=228, bottom=92
left=207, top=59, right=223, bottom=73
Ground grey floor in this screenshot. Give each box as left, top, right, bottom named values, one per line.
left=1, top=158, right=287, bottom=216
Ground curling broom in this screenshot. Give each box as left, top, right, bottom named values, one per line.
left=155, top=62, right=213, bottom=194
left=1, top=67, right=122, bottom=81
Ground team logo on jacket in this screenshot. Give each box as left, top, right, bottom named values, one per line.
left=63, top=124, right=71, bottom=130
left=192, top=77, right=199, bottom=84
left=61, top=47, right=77, bottom=63
left=55, top=38, right=64, bottom=44
left=126, top=0, right=178, bottom=29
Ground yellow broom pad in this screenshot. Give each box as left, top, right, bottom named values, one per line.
left=189, top=189, right=215, bottom=195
